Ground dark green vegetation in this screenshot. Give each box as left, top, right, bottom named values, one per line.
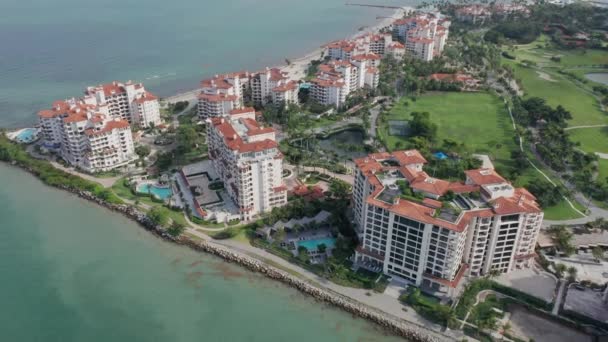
left=399, top=288, right=456, bottom=328
left=454, top=278, right=551, bottom=321
left=0, top=135, right=122, bottom=204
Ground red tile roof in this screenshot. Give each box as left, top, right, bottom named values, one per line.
left=84, top=119, right=130, bottom=136
left=465, top=169, right=506, bottom=186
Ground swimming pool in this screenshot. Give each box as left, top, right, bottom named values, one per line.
left=136, top=183, right=172, bottom=200
left=14, top=128, right=38, bottom=143
left=298, top=238, right=336, bottom=251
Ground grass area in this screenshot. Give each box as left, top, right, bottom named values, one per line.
left=504, top=60, right=607, bottom=126
left=599, top=159, right=608, bottom=182
left=379, top=92, right=584, bottom=219
left=504, top=35, right=608, bottom=126
left=380, top=92, right=517, bottom=171
left=110, top=178, right=159, bottom=207
left=542, top=199, right=585, bottom=220
left=569, top=126, right=608, bottom=154
left=152, top=206, right=188, bottom=227
left=467, top=294, right=506, bottom=326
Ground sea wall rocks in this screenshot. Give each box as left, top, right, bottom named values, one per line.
left=12, top=164, right=444, bottom=342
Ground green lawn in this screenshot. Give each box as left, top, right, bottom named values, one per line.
left=110, top=177, right=159, bottom=207
left=504, top=60, right=607, bottom=126
left=509, top=35, right=608, bottom=67
left=542, top=199, right=585, bottom=220
left=569, top=127, right=608, bottom=154
left=381, top=92, right=517, bottom=171
left=599, top=159, right=608, bottom=183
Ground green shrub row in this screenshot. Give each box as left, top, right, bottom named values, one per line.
left=0, top=135, right=123, bottom=204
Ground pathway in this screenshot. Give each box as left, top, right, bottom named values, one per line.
left=564, top=124, right=608, bottom=131
left=552, top=280, right=567, bottom=315
left=27, top=145, right=121, bottom=188
left=285, top=163, right=354, bottom=184
left=503, top=101, right=587, bottom=218
left=192, top=231, right=461, bottom=341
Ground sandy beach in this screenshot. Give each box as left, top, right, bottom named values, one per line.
left=164, top=7, right=410, bottom=104
left=279, top=7, right=409, bottom=82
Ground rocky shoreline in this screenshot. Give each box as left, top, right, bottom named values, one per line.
left=8, top=161, right=448, bottom=342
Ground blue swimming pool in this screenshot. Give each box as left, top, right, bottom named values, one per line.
left=298, top=238, right=336, bottom=251
left=16, top=128, right=37, bottom=143
left=136, top=183, right=172, bottom=200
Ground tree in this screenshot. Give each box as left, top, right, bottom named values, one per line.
left=297, top=246, right=310, bottom=263
left=566, top=266, right=577, bottom=282
left=176, top=126, right=198, bottom=153
left=555, top=263, right=567, bottom=278
left=330, top=179, right=351, bottom=199
left=135, top=145, right=151, bottom=159
left=148, top=206, right=169, bottom=227
left=317, top=243, right=327, bottom=254
left=592, top=246, right=604, bottom=262
left=167, top=221, right=185, bottom=237
left=409, top=111, right=437, bottom=142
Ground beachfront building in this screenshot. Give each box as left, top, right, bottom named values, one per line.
left=352, top=150, right=543, bottom=296
left=198, top=69, right=298, bottom=118
left=198, top=72, right=247, bottom=119
left=454, top=5, right=491, bottom=24
left=38, top=98, right=135, bottom=172
left=84, top=81, right=162, bottom=128
left=454, top=4, right=530, bottom=24
left=250, top=68, right=299, bottom=108
left=393, top=13, right=450, bottom=61
left=309, top=53, right=381, bottom=108
left=206, top=108, right=287, bottom=221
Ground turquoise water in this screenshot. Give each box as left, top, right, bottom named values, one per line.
left=0, top=163, right=404, bottom=342
left=0, top=0, right=422, bottom=128
left=137, top=183, right=172, bottom=200
left=299, top=238, right=337, bottom=251
left=16, top=128, right=37, bottom=142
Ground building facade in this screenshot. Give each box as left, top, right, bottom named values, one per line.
left=198, top=69, right=298, bottom=119
left=84, top=81, right=162, bottom=128
left=352, top=150, right=543, bottom=295
left=206, top=108, right=287, bottom=221
left=393, top=13, right=451, bottom=61
left=38, top=98, right=135, bottom=172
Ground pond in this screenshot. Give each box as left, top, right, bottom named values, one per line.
left=317, top=128, right=368, bottom=159
left=585, top=73, right=608, bottom=86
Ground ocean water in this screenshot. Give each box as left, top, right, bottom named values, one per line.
left=0, top=0, right=419, bottom=128
left=0, top=163, right=405, bottom=342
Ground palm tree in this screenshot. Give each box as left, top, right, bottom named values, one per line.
left=592, top=246, right=604, bottom=262
left=567, top=266, right=577, bottom=282
left=554, top=263, right=567, bottom=278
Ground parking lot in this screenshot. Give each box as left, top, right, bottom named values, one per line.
left=495, top=267, right=557, bottom=302
left=564, top=286, right=608, bottom=323
left=507, top=304, right=593, bottom=342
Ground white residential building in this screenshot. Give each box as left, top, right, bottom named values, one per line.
left=250, top=68, right=298, bottom=107
left=198, top=68, right=298, bottom=116
left=206, top=108, right=287, bottom=221
left=309, top=53, right=381, bottom=108
left=38, top=99, right=135, bottom=172
left=84, top=81, right=162, bottom=128
left=393, top=13, right=450, bottom=61
left=352, top=150, right=543, bottom=296
left=198, top=72, right=246, bottom=119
